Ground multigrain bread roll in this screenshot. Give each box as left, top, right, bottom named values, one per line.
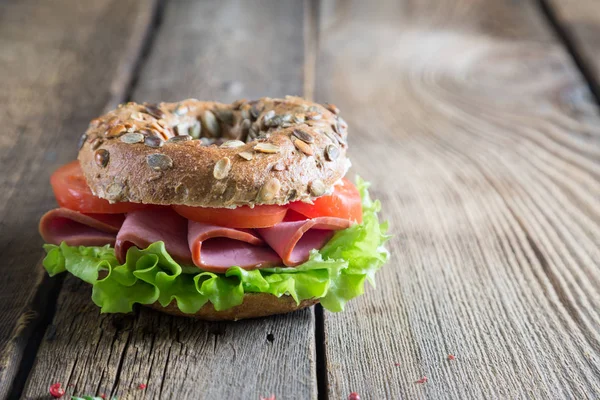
left=78, top=96, right=351, bottom=208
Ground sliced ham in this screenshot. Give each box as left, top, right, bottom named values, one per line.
left=115, top=208, right=192, bottom=265
left=257, top=217, right=352, bottom=266
left=42, top=206, right=352, bottom=271
left=188, top=221, right=281, bottom=273
left=39, top=208, right=124, bottom=246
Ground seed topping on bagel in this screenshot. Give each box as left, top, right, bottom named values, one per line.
left=78, top=96, right=350, bottom=207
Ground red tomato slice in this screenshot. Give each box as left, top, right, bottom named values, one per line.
left=50, top=160, right=148, bottom=214
left=173, top=204, right=287, bottom=228
left=288, top=178, right=363, bottom=223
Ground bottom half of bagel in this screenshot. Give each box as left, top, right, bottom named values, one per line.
left=147, top=294, right=319, bottom=321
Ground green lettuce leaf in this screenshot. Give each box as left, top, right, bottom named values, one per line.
left=42, top=177, right=389, bottom=313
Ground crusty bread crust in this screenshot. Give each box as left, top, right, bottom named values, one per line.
left=78, top=96, right=349, bottom=207
left=146, top=293, right=319, bottom=320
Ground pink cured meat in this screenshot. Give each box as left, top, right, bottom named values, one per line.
left=115, top=208, right=192, bottom=264
left=41, top=207, right=352, bottom=271
left=39, top=208, right=124, bottom=246
left=188, top=221, right=281, bottom=273
left=257, top=217, right=352, bottom=266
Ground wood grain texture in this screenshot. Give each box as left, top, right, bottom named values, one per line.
left=316, top=0, right=600, bottom=398
left=22, top=1, right=317, bottom=400
left=24, top=278, right=314, bottom=400
left=0, top=1, right=156, bottom=398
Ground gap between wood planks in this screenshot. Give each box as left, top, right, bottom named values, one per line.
left=303, top=1, right=331, bottom=399
left=537, top=0, right=600, bottom=107
left=78, top=0, right=169, bottom=397
left=315, top=305, right=329, bottom=400
left=122, top=0, right=167, bottom=106
left=5, top=1, right=164, bottom=399
left=6, top=274, right=63, bottom=400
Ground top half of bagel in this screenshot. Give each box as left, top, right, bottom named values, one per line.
left=77, top=96, right=350, bottom=208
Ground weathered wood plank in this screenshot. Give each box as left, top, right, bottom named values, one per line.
left=0, top=1, right=156, bottom=398
left=544, top=0, right=600, bottom=99
left=22, top=1, right=316, bottom=400
left=132, top=0, right=304, bottom=103
left=316, top=0, right=600, bottom=398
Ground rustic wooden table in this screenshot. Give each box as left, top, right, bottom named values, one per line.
left=1, top=0, right=600, bottom=399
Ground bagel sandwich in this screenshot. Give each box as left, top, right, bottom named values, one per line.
left=39, top=96, right=389, bottom=320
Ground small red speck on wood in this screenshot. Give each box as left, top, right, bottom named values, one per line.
left=138, top=383, right=147, bottom=390
left=448, top=354, right=455, bottom=360
left=100, top=394, right=107, bottom=399
left=348, top=392, right=360, bottom=400
left=259, top=395, right=275, bottom=400
left=394, top=362, right=401, bottom=366
left=49, top=382, right=65, bottom=398
left=415, top=376, right=428, bottom=384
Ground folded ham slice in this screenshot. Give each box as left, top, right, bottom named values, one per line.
left=39, top=208, right=124, bottom=246
left=257, top=217, right=352, bottom=266
left=188, top=221, right=281, bottom=273
left=42, top=207, right=353, bottom=271
left=115, top=208, right=192, bottom=265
